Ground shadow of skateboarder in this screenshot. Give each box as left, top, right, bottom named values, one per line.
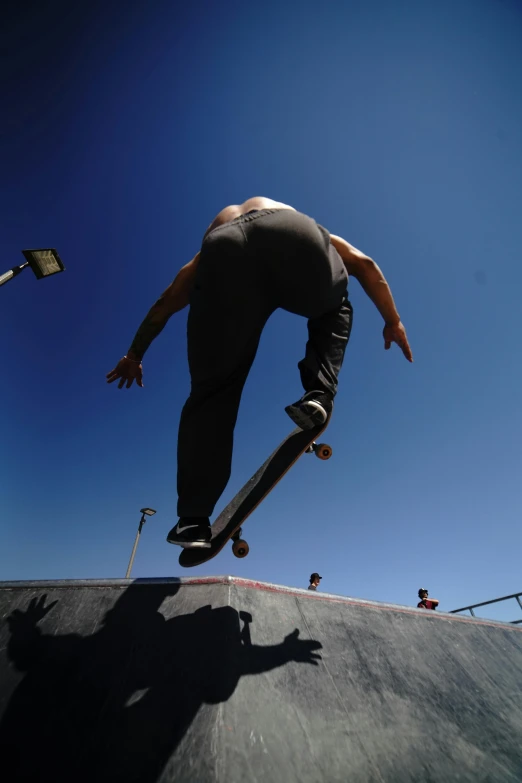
left=0, top=583, right=322, bottom=783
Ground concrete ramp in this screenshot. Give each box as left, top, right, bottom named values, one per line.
left=0, top=576, right=521, bottom=782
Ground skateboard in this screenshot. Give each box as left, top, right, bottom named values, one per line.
left=178, top=417, right=332, bottom=568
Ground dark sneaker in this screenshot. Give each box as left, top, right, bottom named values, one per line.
left=166, top=517, right=212, bottom=548
left=285, top=391, right=333, bottom=430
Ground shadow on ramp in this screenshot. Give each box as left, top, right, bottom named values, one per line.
left=0, top=581, right=321, bottom=783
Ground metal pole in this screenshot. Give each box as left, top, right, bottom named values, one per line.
left=125, top=514, right=145, bottom=578
left=0, top=262, right=29, bottom=287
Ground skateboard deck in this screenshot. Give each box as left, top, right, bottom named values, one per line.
left=178, top=417, right=332, bottom=568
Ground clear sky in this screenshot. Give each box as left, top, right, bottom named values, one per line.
left=2, top=0, right=521, bottom=622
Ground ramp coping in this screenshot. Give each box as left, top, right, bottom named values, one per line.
left=0, top=575, right=521, bottom=631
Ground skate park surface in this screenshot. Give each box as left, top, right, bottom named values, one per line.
left=0, top=575, right=521, bottom=783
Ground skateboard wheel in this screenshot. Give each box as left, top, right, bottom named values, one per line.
left=315, top=443, right=332, bottom=460
left=232, top=539, right=249, bottom=558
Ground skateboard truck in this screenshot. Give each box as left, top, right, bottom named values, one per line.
left=305, top=442, right=333, bottom=460
left=229, top=444, right=332, bottom=559
left=231, top=528, right=250, bottom=559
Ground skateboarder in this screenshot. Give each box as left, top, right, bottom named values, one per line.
left=417, top=589, right=439, bottom=610
left=107, top=197, right=413, bottom=548
left=308, top=573, right=322, bottom=591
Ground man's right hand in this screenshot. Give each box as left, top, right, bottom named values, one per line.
left=383, top=321, right=413, bottom=362
left=106, top=356, right=144, bottom=389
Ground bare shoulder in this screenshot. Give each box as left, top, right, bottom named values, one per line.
left=241, top=196, right=296, bottom=212
left=329, top=234, right=372, bottom=276
left=329, top=234, right=368, bottom=260
left=203, top=204, right=241, bottom=237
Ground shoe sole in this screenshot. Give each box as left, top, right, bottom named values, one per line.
left=285, top=401, right=327, bottom=431
left=166, top=537, right=212, bottom=549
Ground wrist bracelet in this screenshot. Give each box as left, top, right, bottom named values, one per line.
left=124, top=355, right=142, bottom=363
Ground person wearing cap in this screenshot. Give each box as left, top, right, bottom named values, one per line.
left=417, top=588, right=439, bottom=610
left=308, top=573, right=322, bottom=591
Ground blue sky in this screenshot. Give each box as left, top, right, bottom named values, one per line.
left=2, top=0, right=521, bottom=621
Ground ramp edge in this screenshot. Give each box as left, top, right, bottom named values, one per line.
left=0, top=575, right=520, bottom=631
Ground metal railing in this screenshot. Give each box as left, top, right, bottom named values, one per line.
left=450, top=592, right=522, bottom=624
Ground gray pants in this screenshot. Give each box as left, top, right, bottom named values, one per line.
left=177, top=208, right=353, bottom=517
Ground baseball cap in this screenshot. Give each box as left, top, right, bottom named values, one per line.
left=310, top=573, right=322, bottom=581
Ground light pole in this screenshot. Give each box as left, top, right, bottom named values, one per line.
left=0, top=248, right=65, bottom=287
left=125, top=507, right=156, bottom=578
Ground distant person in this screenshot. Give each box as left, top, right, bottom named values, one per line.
left=308, top=573, right=322, bottom=591
left=417, top=588, right=439, bottom=610
left=107, top=197, right=413, bottom=549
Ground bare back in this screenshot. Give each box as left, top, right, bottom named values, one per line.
left=203, top=197, right=295, bottom=238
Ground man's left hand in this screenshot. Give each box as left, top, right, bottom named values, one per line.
left=106, top=357, right=144, bottom=389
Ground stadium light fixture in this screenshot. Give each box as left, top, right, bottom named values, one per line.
left=0, top=249, right=65, bottom=287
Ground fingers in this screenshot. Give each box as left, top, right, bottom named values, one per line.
left=396, top=332, right=413, bottom=362
left=106, top=365, right=123, bottom=383
left=305, top=652, right=322, bottom=666
left=106, top=360, right=144, bottom=389
left=383, top=327, right=413, bottom=362
left=393, top=341, right=413, bottom=362
left=283, top=628, right=299, bottom=645
left=107, top=372, right=141, bottom=389
left=401, top=340, right=413, bottom=362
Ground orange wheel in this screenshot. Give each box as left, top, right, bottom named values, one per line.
left=315, top=443, right=332, bottom=460
left=232, top=539, right=249, bottom=558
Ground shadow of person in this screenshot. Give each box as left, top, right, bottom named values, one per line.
left=0, top=582, right=322, bottom=783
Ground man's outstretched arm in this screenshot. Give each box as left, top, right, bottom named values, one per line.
left=126, top=253, right=200, bottom=361
left=329, top=234, right=413, bottom=362
left=106, top=252, right=200, bottom=389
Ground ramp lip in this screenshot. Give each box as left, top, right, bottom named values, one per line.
left=0, top=575, right=232, bottom=589
left=0, top=575, right=520, bottom=632
left=227, top=579, right=522, bottom=631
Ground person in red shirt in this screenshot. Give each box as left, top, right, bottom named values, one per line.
left=417, top=588, right=439, bottom=610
